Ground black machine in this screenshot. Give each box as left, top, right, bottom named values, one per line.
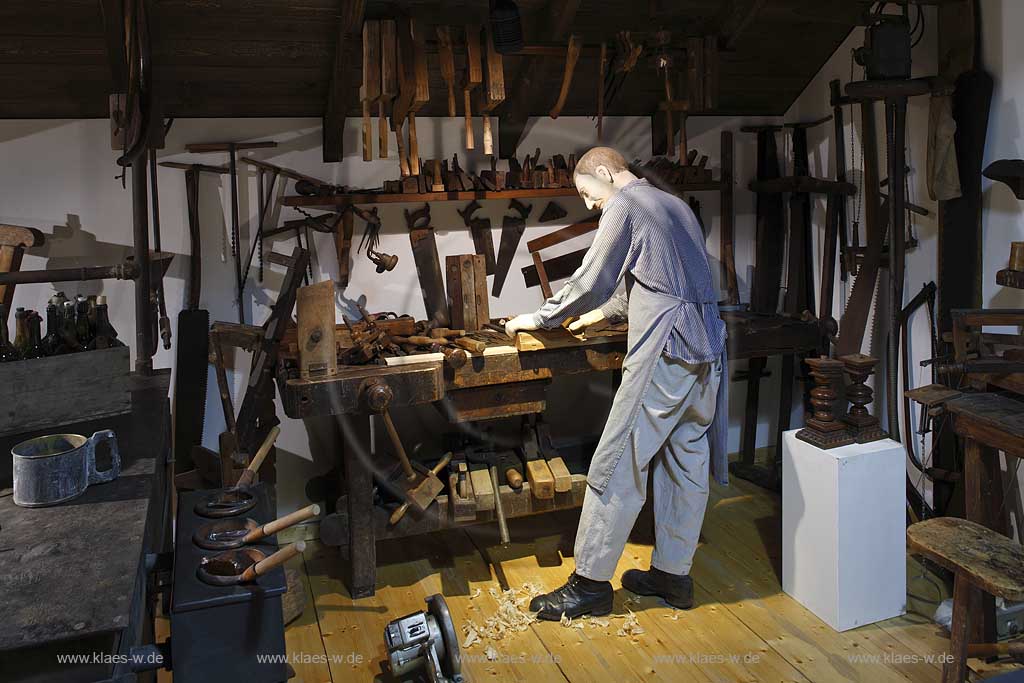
left=855, top=4, right=914, bottom=81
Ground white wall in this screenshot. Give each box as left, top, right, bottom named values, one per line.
left=2, top=110, right=792, bottom=514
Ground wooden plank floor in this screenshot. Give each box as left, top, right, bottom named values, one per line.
left=272, top=476, right=1021, bottom=682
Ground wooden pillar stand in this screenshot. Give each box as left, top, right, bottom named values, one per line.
left=796, top=357, right=854, bottom=449
left=839, top=353, right=887, bottom=443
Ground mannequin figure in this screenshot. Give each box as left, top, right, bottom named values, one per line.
left=505, top=146, right=728, bottom=619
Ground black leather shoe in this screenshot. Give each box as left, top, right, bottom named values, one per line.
left=529, top=572, right=614, bottom=621
left=621, top=567, right=694, bottom=609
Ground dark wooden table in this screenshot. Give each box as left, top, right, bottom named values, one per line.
left=945, top=392, right=1024, bottom=644
left=279, top=312, right=823, bottom=598
left=0, top=375, right=172, bottom=682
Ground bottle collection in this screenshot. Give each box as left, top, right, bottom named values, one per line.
left=0, top=292, right=124, bottom=363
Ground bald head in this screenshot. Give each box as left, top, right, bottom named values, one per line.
left=572, top=147, right=630, bottom=184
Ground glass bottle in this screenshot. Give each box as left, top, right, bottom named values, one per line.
left=23, top=312, right=44, bottom=360
left=74, top=296, right=93, bottom=349
left=61, top=301, right=80, bottom=352
left=0, top=305, right=18, bottom=362
left=88, top=296, right=125, bottom=349
left=13, top=307, right=29, bottom=357
left=41, top=303, right=67, bottom=355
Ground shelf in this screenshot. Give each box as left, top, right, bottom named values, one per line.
left=282, top=187, right=580, bottom=208
left=281, top=181, right=729, bottom=208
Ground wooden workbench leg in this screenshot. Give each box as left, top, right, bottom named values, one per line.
left=341, top=413, right=376, bottom=599
left=775, top=354, right=795, bottom=460
left=944, top=572, right=973, bottom=683
left=740, top=357, right=766, bottom=466
left=964, top=438, right=999, bottom=644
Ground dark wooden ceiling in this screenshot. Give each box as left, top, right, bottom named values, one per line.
left=0, top=0, right=865, bottom=120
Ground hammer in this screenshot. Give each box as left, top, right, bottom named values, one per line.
left=0, top=224, right=45, bottom=324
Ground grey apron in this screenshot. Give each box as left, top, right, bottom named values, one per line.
left=587, top=284, right=729, bottom=494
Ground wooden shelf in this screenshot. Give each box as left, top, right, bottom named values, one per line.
left=281, top=181, right=728, bottom=208
left=282, top=187, right=580, bottom=207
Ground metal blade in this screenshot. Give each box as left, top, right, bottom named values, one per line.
left=492, top=216, right=525, bottom=297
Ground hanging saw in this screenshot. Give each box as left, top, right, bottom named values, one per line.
left=457, top=200, right=495, bottom=274
left=492, top=198, right=532, bottom=297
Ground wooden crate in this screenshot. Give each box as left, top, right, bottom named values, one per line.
left=0, top=347, right=131, bottom=436
left=445, top=253, right=489, bottom=331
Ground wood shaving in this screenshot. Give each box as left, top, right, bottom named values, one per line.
left=588, top=617, right=610, bottom=628
left=484, top=645, right=499, bottom=661
left=461, top=625, right=480, bottom=649
left=469, top=587, right=482, bottom=599
left=460, top=585, right=538, bottom=647
left=664, top=609, right=681, bottom=621
left=615, top=610, right=645, bottom=637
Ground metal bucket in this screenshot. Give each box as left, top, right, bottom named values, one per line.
left=12, top=430, right=120, bottom=507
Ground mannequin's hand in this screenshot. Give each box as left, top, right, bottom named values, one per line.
left=504, top=313, right=539, bottom=338
left=567, top=309, right=606, bottom=334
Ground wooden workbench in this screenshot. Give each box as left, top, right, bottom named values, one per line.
left=277, top=311, right=823, bottom=598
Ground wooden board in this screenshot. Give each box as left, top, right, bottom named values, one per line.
left=515, top=327, right=627, bottom=352
left=0, top=346, right=130, bottom=436
left=295, top=280, right=337, bottom=380
left=469, top=467, right=495, bottom=511
left=440, top=379, right=548, bottom=422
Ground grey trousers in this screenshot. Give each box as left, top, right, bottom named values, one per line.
left=574, top=353, right=722, bottom=581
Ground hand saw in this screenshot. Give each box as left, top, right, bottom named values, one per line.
left=457, top=200, right=495, bottom=274
left=492, top=198, right=531, bottom=297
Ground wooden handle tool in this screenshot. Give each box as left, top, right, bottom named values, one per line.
left=237, top=424, right=280, bottom=488
left=240, top=540, right=306, bottom=582
left=490, top=465, right=510, bottom=544
left=389, top=453, right=453, bottom=525
left=437, top=26, right=457, bottom=117
left=380, top=409, right=416, bottom=480
left=246, top=504, right=321, bottom=543
left=360, top=20, right=381, bottom=162
left=379, top=19, right=398, bottom=158
left=463, top=24, right=483, bottom=149
left=408, top=114, right=420, bottom=175
left=550, top=34, right=581, bottom=119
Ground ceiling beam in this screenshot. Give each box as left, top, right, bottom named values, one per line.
left=323, top=0, right=365, bottom=162
left=98, top=0, right=126, bottom=90
left=496, top=0, right=581, bottom=159
left=719, top=0, right=768, bottom=51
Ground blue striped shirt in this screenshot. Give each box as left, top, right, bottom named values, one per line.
left=532, top=178, right=726, bottom=363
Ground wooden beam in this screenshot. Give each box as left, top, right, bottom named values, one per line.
left=719, top=0, right=768, bottom=51
left=323, top=0, right=365, bottom=162
left=497, top=0, right=581, bottom=159
left=98, top=0, right=126, bottom=91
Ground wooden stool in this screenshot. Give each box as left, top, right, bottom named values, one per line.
left=907, top=517, right=1024, bottom=682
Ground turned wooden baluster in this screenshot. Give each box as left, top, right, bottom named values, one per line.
left=840, top=353, right=887, bottom=443
left=796, top=357, right=854, bottom=449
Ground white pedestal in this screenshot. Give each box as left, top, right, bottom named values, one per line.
left=781, top=430, right=906, bottom=631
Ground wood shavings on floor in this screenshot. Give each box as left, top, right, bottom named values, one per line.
left=461, top=585, right=538, bottom=648
left=613, top=610, right=645, bottom=638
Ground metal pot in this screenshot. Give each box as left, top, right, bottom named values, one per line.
left=12, top=430, right=120, bottom=507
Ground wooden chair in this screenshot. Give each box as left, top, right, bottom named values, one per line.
left=907, top=517, right=1024, bottom=682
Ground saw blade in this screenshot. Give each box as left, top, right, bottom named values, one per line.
left=492, top=216, right=525, bottom=297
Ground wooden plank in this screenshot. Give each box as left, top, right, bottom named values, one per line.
left=516, top=327, right=626, bottom=352
left=472, top=253, right=489, bottom=331
left=295, top=280, right=337, bottom=380
left=526, top=219, right=599, bottom=253
left=440, top=380, right=548, bottom=422
left=547, top=456, right=572, bottom=493
left=0, top=347, right=131, bottom=436
left=446, top=254, right=466, bottom=330
left=524, top=459, right=555, bottom=500
left=460, top=254, right=477, bottom=332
